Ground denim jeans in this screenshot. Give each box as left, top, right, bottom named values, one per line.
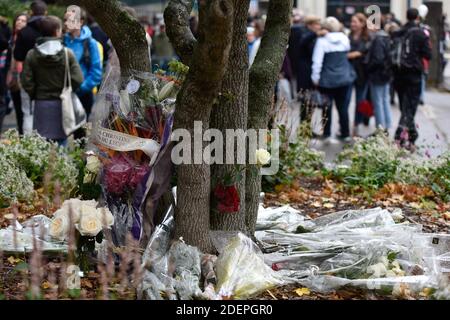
left=320, top=84, right=353, bottom=138
left=369, top=82, right=392, bottom=130
left=354, top=82, right=369, bottom=126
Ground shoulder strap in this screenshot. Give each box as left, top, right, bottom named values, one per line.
left=64, top=48, right=72, bottom=89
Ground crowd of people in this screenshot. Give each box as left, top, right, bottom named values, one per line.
left=278, top=6, right=447, bottom=151
left=0, top=2, right=449, bottom=153
left=0, top=1, right=178, bottom=146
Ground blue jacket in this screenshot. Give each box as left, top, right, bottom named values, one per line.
left=64, top=26, right=102, bottom=94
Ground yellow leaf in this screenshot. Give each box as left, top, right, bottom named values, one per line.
left=323, top=203, right=335, bottom=209
left=41, top=281, right=51, bottom=290
left=294, top=287, right=311, bottom=297
left=7, top=256, right=22, bottom=265
left=274, top=185, right=285, bottom=193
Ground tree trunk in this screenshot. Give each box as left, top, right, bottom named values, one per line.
left=245, top=0, right=293, bottom=236
left=210, top=0, right=250, bottom=232
left=168, top=0, right=234, bottom=253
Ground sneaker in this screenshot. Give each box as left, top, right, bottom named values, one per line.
left=338, top=135, right=353, bottom=143
left=323, top=137, right=340, bottom=145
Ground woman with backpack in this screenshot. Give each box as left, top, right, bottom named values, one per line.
left=366, top=19, right=393, bottom=133
left=21, top=16, right=83, bottom=146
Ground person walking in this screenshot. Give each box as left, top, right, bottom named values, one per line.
left=348, top=13, right=372, bottom=137
left=312, top=17, right=356, bottom=143
left=63, top=6, right=102, bottom=140
left=13, top=1, right=48, bottom=135
left=21, top=16, right=83, bottom=146
left=366, top=19, right=393, bottom=133
left=6, top=13, right=28, bottom=134
left=392, top=8, right=432, bottom=151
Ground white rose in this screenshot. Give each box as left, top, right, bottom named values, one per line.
left=98, top=207, right=114, bottom=228
left=80, top=203, right=99, bottom=218
left=255, top=149, right=271, bottom=166
left=77, top=213, right=103, bottom=237
left=60, top=199, right=83, bottom=223
left=49, top=215, right=69, bottom=241
left=85, top=155, right=101, bottom=174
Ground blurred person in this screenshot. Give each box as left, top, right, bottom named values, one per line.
left=152, top=23, right=175, bottom=70
left=385, top=13, right=401, bottom=26
left=392, top=8, right=432, bottom=151
left=366, top=18, right=393, bottom=132
left=22, top=16, right=83, bottom=146
left=385, top=21, right=401, bottom=105
left=312, top=17, right=356, bottom=143
left=418, top=4, right=431, bottom=105
left=287, top=10, right=304, bottom=94
left=64, top=5, right=103, bottom=139
left=87, top=14, right=111, bottom=69
left=348, top=13, right=372, bottom=136
left=0, top=16, right=11, bottom=133
left=247, top=26, right=261, bottom=67
left=13, top=1, right=48, bottom=135
left=6, top=13, right=28, bottom=134
left=297, top=16, right=323, bottom=124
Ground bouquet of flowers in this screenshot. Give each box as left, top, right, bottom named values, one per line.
left=89, top=61, right=187, bottom=246
left=49, top=199, right=114, bottom=271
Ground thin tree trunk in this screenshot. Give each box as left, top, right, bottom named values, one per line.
left=245, top=0, right=293, bottom=236
left=210, top=0, right=250, bottom=232
left=167, top=0, right=234, bottom=253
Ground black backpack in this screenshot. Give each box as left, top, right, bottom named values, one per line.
left=391, top=27, right=421, bottom=69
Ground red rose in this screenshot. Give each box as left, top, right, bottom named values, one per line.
left=214, top=184, right=240, bottom=213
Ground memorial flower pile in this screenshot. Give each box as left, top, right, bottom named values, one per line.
left=89, top=61, right=188, bottom=244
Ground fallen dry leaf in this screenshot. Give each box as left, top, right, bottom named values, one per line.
left=7, top=256, right=22, bottom=265
left=294, top=287, right=311, bottom=297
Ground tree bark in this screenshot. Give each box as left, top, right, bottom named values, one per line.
left=245, top=0, right=293, bottom=236
left=169, top=0, right=234, bottom=253
left=68, top=0, right=150, bottom=76
left=210, top=0, right=250, bottom=232
left=164, top=0, right=197, bottom=66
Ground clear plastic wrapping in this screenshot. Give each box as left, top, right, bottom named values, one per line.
left=213, top=232, right=288, bottom=300
left=88, top=66, right=178, bottom=246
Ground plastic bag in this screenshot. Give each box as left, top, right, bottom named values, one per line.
left=256, top=207, right=442, bottom=293
left=214, top=232, right=287, bottom=300
left=256, top=205, right=314, bottom=233
left=0, top=216, right=67, bottom=253
left=168, top=241, right=203, bottom=300
left=88, top=66, right=178, bottom=245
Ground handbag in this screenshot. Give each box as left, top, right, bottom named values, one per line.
left=61, top=48, right=86, bottom=136
left=357, top=99, right=374, bottom=118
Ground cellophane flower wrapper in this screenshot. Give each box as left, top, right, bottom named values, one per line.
left=89, top=66, right=177, bottom=246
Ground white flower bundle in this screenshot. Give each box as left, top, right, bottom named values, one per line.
left=49, top=199, right=114, bottom=241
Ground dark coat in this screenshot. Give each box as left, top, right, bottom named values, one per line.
left=13, top=16, right=44, bottom=62
left=392, top=21, right=432, bottom=77
left=297, top=27, right=317, bottom=90
left=366, top=31, right=392, bottom=85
